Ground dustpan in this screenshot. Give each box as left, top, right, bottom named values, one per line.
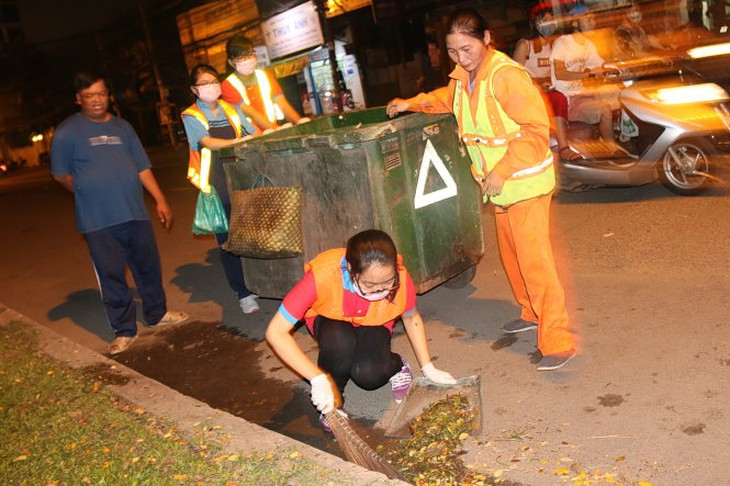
left=385, top=375, right=483, bottom=438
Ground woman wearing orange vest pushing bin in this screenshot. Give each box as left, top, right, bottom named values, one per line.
left=387, top=8, right=576, bottom=371
left=221, top=34, right=309, bottom=131
left=181, top=64, right=261, bottom=314
left=265, top=229, right=456, bottom=431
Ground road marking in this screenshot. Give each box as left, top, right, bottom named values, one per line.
left=414, top=139, right=458, bottom=209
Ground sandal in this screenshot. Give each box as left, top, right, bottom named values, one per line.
left=109, top=336, right=137, bottom=355
left=558, top=146, right=583, bottom=161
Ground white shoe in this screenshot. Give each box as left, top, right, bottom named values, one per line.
left=239, top=295, right=260, bottom=314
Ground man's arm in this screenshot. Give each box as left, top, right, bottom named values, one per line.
left=139, top=169, right=173, bottom=231
left=53, top=175, right=74, bottom=192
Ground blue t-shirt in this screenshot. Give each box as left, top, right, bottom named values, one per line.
left=182, top=99, right=255, bottom=151
left=51, top=113, right=152, bottom=233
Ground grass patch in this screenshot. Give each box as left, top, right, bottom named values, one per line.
left=0, top=321, right=344, bottom=485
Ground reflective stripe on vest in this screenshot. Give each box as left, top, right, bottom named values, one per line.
left=181, top=100, right=243, bottom=192
left=226, top=70, right=284, bottom=123
left=303, top=248, right=409, bottom=326
left=453, top=51, right=555, bottom=206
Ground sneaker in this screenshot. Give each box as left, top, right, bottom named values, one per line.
left=154, top=311, right=189, bottom=327
left=109, top=336, right=137, bottom=355
left=536, top=350, right=576, bottom=371
left=502, top=318, right=538, bottom=334
left=319, top=409, right=349, bottom=433
left=390, top=358, right=413, bottom=403
left=239, top=295, right=260, bottom=314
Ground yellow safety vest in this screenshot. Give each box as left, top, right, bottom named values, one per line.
left=181, top=100, right=243, bottom=193
left=225, top=70, right=284, bottom=123
left=453, top=51, right=555, bottom=206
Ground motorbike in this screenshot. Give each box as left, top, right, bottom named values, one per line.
left=557, top=49, right=730, bottom=196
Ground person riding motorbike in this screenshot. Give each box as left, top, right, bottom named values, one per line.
left=549, top=4, right=625, bottom=156
left=514, top=1, right=581, bottom=162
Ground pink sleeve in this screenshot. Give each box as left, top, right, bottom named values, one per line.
left=220, top=79, right=243, bottom=105
left=403, top=271, right=416, bottom=314
left=279, top=271, right=317, bottom=323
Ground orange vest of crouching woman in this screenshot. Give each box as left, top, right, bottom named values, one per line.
left=303, top=248, right=409, bottom=326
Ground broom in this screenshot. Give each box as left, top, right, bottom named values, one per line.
left=324, top=374, right=408, bottom=482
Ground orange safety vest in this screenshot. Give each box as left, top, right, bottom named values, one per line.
left=453, top=50, right=555, bottom=206
left=181, top=100, right=243, bottom=192
left=225, top=70, right=284, bottom=124
left=303, top=248, right=409, bottom=326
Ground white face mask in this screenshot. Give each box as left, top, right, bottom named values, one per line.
left=196, top=83, right=221, bottom=103
left=235, top=58, right=258, bottom=76
left=353, top=285, right=390, bottom=302
left=537, top=20, right=557, bottom=37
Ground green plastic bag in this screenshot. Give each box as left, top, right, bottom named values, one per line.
left=192, top=187, right=229, bottom=235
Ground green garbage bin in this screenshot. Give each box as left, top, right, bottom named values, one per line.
left=223, top=107, right=483, bottom=298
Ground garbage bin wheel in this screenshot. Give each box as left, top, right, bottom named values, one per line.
left=443, top=265, right=477, bottom=289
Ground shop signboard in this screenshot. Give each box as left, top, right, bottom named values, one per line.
left=260, top=1, right=324, bottom=59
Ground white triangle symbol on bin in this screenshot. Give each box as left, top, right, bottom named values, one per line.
left=414, top=139, right=458, bottom=209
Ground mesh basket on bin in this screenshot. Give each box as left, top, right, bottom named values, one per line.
left=224, top=175, right=304, bottom=259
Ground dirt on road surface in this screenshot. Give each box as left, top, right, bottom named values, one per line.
left=2, top=150, right=730, bottom=485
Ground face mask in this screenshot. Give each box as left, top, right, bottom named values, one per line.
left=537, top=20, right=557, bottom=37
left=353, top=284, right=391, bottom=302
left=196, top=83, right=221, bottom=103
left=628, top=11, right=642, bottom=23
left=235, top=58, right=258, bottom=76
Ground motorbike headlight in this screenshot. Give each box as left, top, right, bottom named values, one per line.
left=688, top=42, right=730, bottom=59
left=644, top=83, right=730, bottom=104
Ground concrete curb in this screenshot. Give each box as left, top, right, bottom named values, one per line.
left=0, top=303, right=406, bottom=485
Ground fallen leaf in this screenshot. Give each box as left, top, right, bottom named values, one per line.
left=289, top=451, right=300, bottom=458
left=554, top=468, right=570, bottom=475
left=13, top=455, right=27, bottom=462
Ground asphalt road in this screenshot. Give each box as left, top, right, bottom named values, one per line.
left=2, top=145, right=730, bottom=484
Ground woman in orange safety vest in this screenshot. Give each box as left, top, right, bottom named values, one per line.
left=387, top=8, right=576, bottom=371
left=181, top=64, right=261, bottom=314
left=265, top=229, right=456, bottom=431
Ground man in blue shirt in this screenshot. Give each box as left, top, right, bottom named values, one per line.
left=51, top=72, right=188, bottom=355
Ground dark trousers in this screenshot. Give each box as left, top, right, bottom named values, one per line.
left=214, top=202, right=252, bottom=300
left=85, top=220, right=167, bottom=337
left=212, top=163, right=251, bottom=300
left=314, top=316, right=403, bottom=394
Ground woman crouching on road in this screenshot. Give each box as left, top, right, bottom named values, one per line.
left=265, top=229, right=456, bottom=430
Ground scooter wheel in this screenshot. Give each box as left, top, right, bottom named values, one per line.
left=659, top=138, right=715, bottom=196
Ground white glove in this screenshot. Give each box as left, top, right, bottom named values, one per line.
left=422, top=362, right=457, bottom=385
left=297, top=117, right=312, bottom=125
left=310, top=373, right=335, bottom=413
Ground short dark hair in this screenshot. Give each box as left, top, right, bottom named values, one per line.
left=189, top=64, right=219, bottom=86
left=447, top=8, right=489, bottom=41
left=73, top=71, right=106, bottom=94
left=226, top=33, right=254, bottom=60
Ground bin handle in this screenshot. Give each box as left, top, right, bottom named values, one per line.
left=251, top=174, right=276, bottom=189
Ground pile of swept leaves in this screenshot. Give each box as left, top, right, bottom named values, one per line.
left=379, top=394, right=490, bottom=485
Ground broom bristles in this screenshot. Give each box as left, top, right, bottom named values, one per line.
left=325, top=408, right=407, bottom=481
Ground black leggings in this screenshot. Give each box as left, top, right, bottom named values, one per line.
left=314, top=316, right=403, bottom=395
